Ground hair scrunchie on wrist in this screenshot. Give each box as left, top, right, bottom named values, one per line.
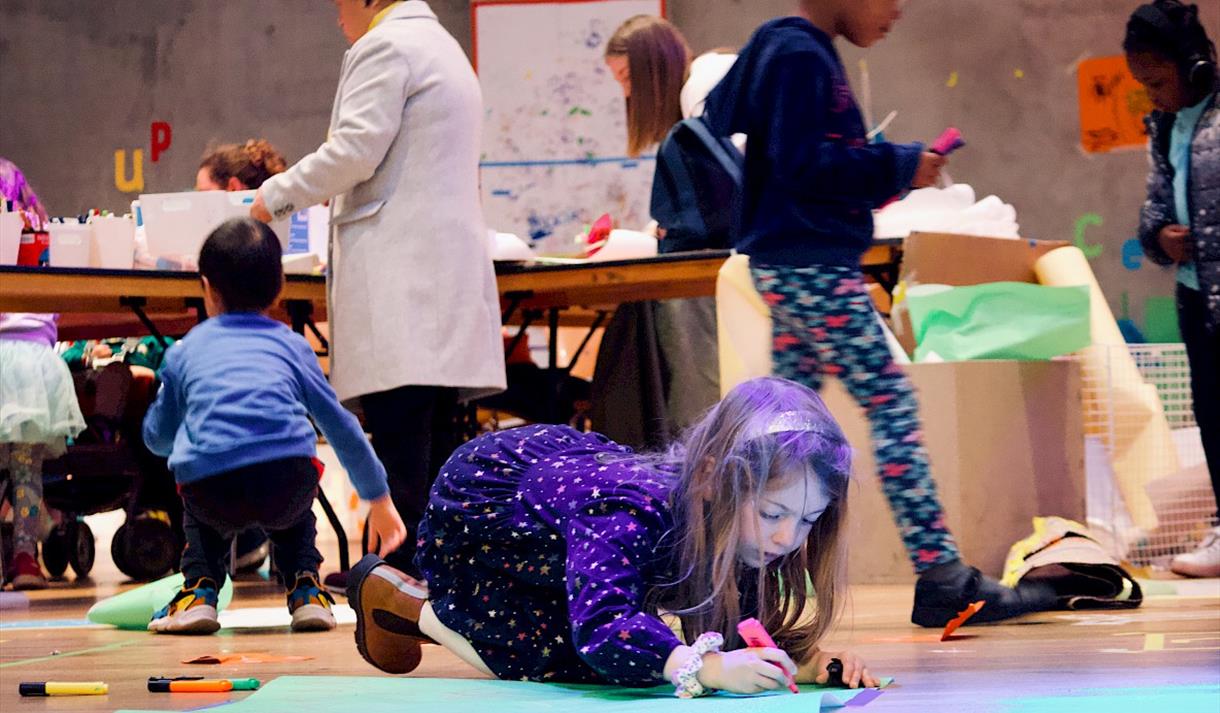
left=672, top=632, right=724, bottom=699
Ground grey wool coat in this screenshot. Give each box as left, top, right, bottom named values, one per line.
left=261, top=1, right=506, bottom=403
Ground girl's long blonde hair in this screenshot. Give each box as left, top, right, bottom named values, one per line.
left=647, top=377, right=852, bottom=664
left=605, top=15, right=691, bottom=157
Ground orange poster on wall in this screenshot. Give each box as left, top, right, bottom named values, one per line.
left=1077, top=55, right=1154, bottom=154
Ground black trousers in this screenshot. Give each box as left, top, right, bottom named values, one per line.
left=361, top=385, right=460, bottom=577
left=1179, top=284, right=1220, bottom=516
left=180, top=457, right=320, bottom=590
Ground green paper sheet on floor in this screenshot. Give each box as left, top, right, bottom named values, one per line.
left=115, top=675, right=894, bottom=713
left=87, top=572, right=234, bottom=630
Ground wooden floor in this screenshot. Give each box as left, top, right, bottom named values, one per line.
left=2, top=549, right=1218, bottom=712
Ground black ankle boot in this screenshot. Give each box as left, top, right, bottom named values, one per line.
left=911, top=559, right=1057, bottom=628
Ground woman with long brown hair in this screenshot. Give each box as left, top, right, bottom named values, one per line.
left=604, top=15, right=692, bottom=158
left=594, top=16, right=737, bottom=443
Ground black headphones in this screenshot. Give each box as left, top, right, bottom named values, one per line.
left=1133, top=3, right=1218, bottom=88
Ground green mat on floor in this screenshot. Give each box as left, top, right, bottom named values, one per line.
left=116, top=675, right=892, bottom=712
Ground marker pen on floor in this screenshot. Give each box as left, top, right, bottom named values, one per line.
left=19, top=682, right=109, bottom=696
left=148, top=678, right=260, bottom=692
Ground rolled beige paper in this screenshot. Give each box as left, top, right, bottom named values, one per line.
left=1034, top=246, right=1174, bottom=530
left=716, top=254, right=772, bottom=396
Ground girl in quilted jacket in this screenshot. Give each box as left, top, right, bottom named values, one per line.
left=1126, top=0, right=1220, bottom=577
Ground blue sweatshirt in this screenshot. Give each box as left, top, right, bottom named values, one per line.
left=703, top=17, right=923, bottom=267
left=143, top=313, right=389, bottom=501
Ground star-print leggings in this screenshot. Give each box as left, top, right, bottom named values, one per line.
left=751, top=264, right=960, bottom=573
left=1, top=443, right=46, bottom=558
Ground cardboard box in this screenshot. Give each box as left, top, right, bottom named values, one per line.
left=893, top=232, right=1070, bottom=354
left=829, top=359, right=1086, bottom=584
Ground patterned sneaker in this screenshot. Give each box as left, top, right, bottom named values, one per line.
left=1171, top=526, right=1220, bottom=579
left=149, top=577, right=221, bottom=634
left=288, top=573, right=337, bottom=632
left=9, top=552, right=48, bottom=591
left=348, top=554, right=431, bottom=674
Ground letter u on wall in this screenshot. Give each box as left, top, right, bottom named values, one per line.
left=115, top=148, right=145, bottom=193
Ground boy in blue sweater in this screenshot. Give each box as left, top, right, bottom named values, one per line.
left=703, top=0, right=1055, bottom=627
left=144, top=218, right=405, bottom=634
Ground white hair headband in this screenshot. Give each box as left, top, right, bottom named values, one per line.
left=760, top=411, right=824, bottom=437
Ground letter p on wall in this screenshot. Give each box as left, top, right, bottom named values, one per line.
left=151, top=121, right=172, bottom=163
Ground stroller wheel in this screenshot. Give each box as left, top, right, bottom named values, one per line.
left=113, top=516, right=178, bottom=581
left=41, top=526, right=70, bottom=579
left=67, top=520, right=95, bottom=579
left=110, top=524, right=131, bottom=576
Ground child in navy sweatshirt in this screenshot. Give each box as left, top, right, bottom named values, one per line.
left=144, top=218, right=405, bottom=634
left=704, top=0, right=1054, bottom=627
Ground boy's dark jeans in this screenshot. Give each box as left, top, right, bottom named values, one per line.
left=1179, top=284, right=1220, bottom=516
left=179, top=457, right=321, bottom=590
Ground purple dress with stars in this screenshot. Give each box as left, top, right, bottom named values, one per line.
left=416, top=424, right=683, bottom=686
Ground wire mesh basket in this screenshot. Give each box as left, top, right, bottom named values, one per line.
left=1081, top=343, right=1212, bottom=567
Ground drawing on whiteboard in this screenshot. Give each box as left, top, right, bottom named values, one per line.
left=475, top=0, right=663, bottom=252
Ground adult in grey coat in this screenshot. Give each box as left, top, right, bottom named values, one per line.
left=254, top=0, right=505, bottom=578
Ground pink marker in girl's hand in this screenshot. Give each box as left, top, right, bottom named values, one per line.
left=737, top=618, right=800, bottom=694
left=930, top=127, right=966, bottom=156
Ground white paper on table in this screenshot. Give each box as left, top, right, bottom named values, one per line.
left=488, top=230, right=535, bottom=262
left=587, top=229, right=658, bottom=262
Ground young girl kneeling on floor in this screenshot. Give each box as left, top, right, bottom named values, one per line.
left=348, top=376, right=879, bottom=696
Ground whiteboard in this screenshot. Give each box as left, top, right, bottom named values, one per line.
left=474, top=0, right=664, bottom=253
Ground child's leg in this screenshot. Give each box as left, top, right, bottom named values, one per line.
left=179, top=506, right=232, bottom=585
left=269, top=507, right=333, bottom=631
left=419, top=601, right=494, bottom=676
left=750, top=268, right=827, bottom=393
left=1177, top=285, right=1220, bottom=515
left=150, top=504, right=228, bottom=633
left=753, top=266, right=959, bottom=572
left=263, top=502, right=323, bottom=588
left=8, top=443, right=45, bottom=559
left=1170, top=286, right=1220, bottom=577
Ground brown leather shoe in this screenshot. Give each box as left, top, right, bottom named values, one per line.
left=347, top=554, right=430, bottom=674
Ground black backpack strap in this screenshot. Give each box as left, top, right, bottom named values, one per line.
left=685, top=117, right=744, bottom=189
left=653, top=121, right=708, bottom=238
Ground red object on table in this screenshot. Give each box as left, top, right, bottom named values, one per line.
left=16, top=231, right=49, bottom=266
